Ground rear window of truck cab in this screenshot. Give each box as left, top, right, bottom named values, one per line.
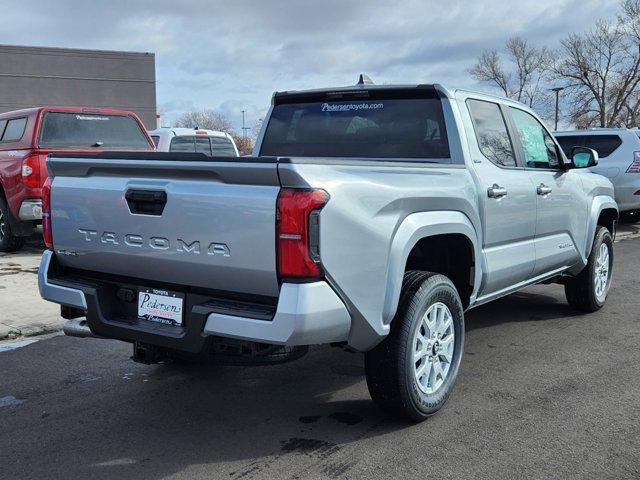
left=169, top=135, right=237, bottom=156
left=260, top=90, right=452, bottom=161
left=38, top=112, right=151, bottom=149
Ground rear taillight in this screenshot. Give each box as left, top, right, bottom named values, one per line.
left=22, top=154, right=43, bottom=189
left=42, top=177, right=53, bottom=249
left=627, top=151, right=640, bottom=173
left=277, top=189, right=329, bottom=279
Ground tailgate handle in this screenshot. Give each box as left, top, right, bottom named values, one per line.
left=125, top=189, right=167, bottom=216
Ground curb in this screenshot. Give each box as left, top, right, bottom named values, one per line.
left=615, top=231, right=640, bottom=242
left=0, top=324, right=63, bottom=341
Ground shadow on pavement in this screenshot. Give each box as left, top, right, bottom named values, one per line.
left=466, top=287, right=579, bottom=330
left=0, top=336, right=409, bottom=480
left=2, top=285, right=572, bottom=480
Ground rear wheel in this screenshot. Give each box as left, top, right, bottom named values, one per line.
left=565, top=226, right=613, bottom=312
left=365, top=271, right=464, bottom=422
left=0, top=197, right=24, bottom=253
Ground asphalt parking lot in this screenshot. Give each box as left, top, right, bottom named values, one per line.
left=1, top=235, right=640, bottom=479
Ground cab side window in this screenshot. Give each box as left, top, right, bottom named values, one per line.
left=510, top=108, right=559, bottom=169
left=467, top=99, right=516, bottom=167
left=0, top=117, right=27, bottom=142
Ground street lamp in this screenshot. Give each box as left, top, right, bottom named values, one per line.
left=551, top=87, right=565, bottom=131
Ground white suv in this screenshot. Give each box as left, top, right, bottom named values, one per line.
left=555, top=129, right=640, bottom=220
left=148, top=128, right=239, bottom=157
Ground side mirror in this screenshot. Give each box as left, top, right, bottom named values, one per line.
left=571, top=146, right=599, bottom=168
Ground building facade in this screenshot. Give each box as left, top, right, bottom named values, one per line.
left=0, top=44, right=156, bottom=128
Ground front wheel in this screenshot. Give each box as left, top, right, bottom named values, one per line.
left=565, top=226, right=613, bottom=312
left=365, top=271, right=464, bottom=422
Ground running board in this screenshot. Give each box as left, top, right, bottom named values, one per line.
left=471, top=267, right=570, bottom=308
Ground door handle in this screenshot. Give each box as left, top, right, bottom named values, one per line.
left=125, top=189, right=167, bottom=215
left=537, top=184, right=553, bottom=196
left=487, top=184, right=508, bottom=198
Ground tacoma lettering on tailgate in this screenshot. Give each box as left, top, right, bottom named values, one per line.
left=77, top=229, right=230, bottom=257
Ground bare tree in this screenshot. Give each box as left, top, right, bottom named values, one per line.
left=553, top=3, right=640, bottom=128
left=470, top=37, right=552, bottom=113
left=231, top=134, right=253, bottom=156
left=470, top=50, right=510, bottom=96
left=251, top=118, right=264, bottom=141
left=175, top=109, right=234, bottom=133
left=618, top=0, right=640, bottom=126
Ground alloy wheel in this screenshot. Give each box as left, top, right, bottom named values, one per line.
left=412, top=302, right=455, bottom=395
left=594, top=242, right=611, bottom=300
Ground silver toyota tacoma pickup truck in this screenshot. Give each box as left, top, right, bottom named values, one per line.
left=39, top=79, right=617, bottom=421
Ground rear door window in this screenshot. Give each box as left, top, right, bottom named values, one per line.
left=467, top=99, right=516, bottom=167
left=0, top=120, right=7, bottom=139
left=260, top=94, right=451, bottom=161
left=212, top=137, right=237, bottom=156
left=39, top=112, right=151, bottom=149
left=1, top=117, right=27, bottom=142
left=584, top=135, right=622, bottom=158
left=169, top=136, right=196, bottom=153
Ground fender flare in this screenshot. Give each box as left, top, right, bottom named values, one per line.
left=382, top=211, right=481, bottom=324
left=584, top=195, right=618, bottom=259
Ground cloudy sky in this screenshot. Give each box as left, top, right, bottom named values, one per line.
left=0, top=0, right=620, bottom=131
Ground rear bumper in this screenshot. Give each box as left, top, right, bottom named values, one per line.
left=38, top=250, right=87, bottom=309
left=203, top=282, right=351, bottom=345
left=38, top=250, right=351, bottom=351
left=19, top=199, right=42, bottom=220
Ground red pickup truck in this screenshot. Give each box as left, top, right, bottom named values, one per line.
left=0, top=106, right=155, bottom=251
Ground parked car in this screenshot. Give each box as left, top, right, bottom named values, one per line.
left=554, top=128, right=640, bottom=222
left=0, top=106, right=155, bottom=252
left=39, top=80, right=617, bottom=422
left=148, top=127, right=239, bottom=156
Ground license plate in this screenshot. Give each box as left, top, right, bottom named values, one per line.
left=137, top=288, right=184, bottom=326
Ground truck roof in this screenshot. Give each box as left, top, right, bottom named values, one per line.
left=273, top=82, right=441, bottom=102
left=271, top=78, right=528, bottom=109
left=0, top=105, right=146, bottom=120
left=148, top=127, right=233, bottom=139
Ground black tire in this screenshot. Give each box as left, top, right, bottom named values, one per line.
left=565, top=226, right=613, bottom=312
left=0, top=197, right=24, bottom=253
left=365, top=271, right=464, bottom=422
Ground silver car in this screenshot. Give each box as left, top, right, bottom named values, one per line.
left=555, top=129, right=640, bottom=221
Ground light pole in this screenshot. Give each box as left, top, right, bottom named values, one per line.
left=551, top=87, right=564, bottom=131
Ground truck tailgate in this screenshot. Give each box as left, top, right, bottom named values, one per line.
left=48, top=154, right=281, bottom=297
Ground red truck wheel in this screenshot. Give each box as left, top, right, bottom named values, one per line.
left=0, top=197, right=25, bottom=253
